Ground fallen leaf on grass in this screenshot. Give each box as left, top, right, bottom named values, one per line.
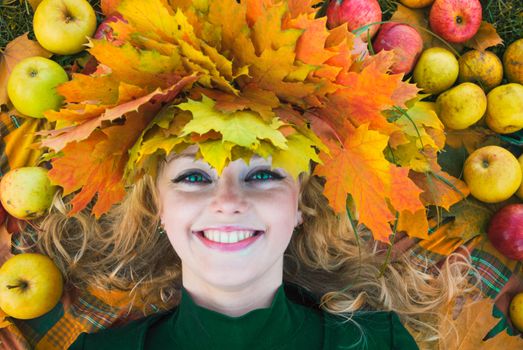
left=464, top=22, right=503, bottom=52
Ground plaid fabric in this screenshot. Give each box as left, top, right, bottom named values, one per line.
left=470, top=248, right=513, bottom=299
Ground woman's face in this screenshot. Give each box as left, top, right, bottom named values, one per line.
left=156, top=146, right=303, bottom=290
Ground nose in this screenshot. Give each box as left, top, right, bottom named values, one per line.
left=209, top=176, right=249, bottom=214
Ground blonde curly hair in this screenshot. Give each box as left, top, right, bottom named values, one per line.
left=19, top=160, right=479, bottom=349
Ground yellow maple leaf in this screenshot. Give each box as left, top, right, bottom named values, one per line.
left=271, top=132, right=322, bottom=180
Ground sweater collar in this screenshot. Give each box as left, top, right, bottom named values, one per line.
left=169, top=284, right=306, bottom=348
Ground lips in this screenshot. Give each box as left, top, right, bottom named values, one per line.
left=196, top=225, right=264, bottom=232
left=192, top=228, right=265, bottom=252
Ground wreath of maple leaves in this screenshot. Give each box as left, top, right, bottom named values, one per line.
left=34, top=0, right=468, bottom=243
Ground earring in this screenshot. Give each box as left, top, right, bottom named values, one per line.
left=157, top=224, right=166, bottom=236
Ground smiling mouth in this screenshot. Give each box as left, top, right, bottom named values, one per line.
left=194, top=230, right=264, bottom=244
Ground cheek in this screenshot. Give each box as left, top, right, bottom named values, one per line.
left=160, top=192, right=207, bottom=236
left=255, top=188, right=299, bottom=232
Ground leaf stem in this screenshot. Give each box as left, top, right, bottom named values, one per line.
left=377, top=211, right=399, bottom=278
left=392, top=105, right=425, bottom=149
left=352, top=20, right=462, bottom=57
left=429, top=170, right=467, bottom=200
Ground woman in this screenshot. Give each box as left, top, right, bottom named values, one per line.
left=26, top=143, right=475, bottom=349
left=14, top=0, right=479, bottom=348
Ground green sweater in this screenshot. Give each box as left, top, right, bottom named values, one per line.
left=68, top=283, right=419, bottom=349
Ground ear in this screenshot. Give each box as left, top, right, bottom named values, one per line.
left=296, top=210, right=303, bottom=226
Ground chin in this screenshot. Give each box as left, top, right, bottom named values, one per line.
left=203, top=266, right=261, bottom=287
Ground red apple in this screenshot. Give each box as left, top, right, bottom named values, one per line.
left=429, top=0, right=482, bottom=43
left=0, top=203, right=6, bottom=226
left=487, top=204, right=523, bottom=260
left=326, top=0, right=382, bottom=41
left=94, top=12, right=127, bottom=46
left=372, top=23, right=423, bottom=74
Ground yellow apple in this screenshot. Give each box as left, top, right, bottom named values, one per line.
left=463, top=146, right=522, bottom=203
left=517, top=154, right=523, bottom=200
left=413, top=47, right=459, bottom=95
left=436, top=82, right=486, bottom=130
left=33, top=0, right=97, bottom=55
left=7, top=57, right=68, bottom=118
left=509, top=292, right=523, bottom=332
left=503, top=39, right=522, bottom=84
left=485, top=83, right=523, bottom=134
left=0, top=167, right=58, bottom=219
left=458, top=50, right=503, bottom=91
left=0, top=253, right=63, bottom=320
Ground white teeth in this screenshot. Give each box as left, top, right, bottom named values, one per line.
left=203, top=230, right=256, bottom=243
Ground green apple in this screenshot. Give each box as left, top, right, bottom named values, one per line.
left=7, top=57, right=68, bottom=118
left=0, top=253, right=63, bottom=320
left=0, top=167, right=58, bottom=220
left=33, top=0, right=97, bottom=55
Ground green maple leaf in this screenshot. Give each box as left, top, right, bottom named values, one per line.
left=177, top=95, right=288, bottom=150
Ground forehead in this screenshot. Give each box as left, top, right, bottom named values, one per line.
left=164, top=146, right=270, bottom=167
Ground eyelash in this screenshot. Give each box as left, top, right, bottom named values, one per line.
left=172, top=169, right=285, bottom=184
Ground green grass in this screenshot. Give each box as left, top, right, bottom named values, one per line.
left=481, top=0, right=523, bottom=53
left=0, top=0, right=35, bottom=48
left=0, top=0, right=521, bottom=57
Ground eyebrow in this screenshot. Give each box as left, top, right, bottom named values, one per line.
left=168, top=152, right=264, bottom=161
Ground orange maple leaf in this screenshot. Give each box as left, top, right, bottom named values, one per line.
left=410, top=166, right=470, bottom=211
left=57, top=73, right=120, bottom=104
left=331, top=51, right=417, bottom=136
left=397, top=208, right=429, bottom=239
left=48, top=108, right=154, bottom=218
left=101, top=0, right=123, bottom=15
left=314, top=124, right=423, bottom=242
left=291, top=15, right=337, bottom=65
left=190, top=85, right=280, bottom=122
left=40, top=76, right=197, bottom=152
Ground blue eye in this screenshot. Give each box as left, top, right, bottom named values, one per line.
left=246, top=170, right=284, bottom=182
left=172, top=169, right=284, bottom=185
left=173, top=171, right=211, bottom=184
